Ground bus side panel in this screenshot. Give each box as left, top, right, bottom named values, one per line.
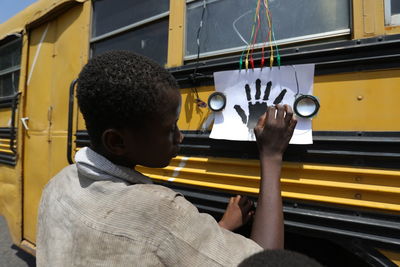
left=0, top=34, right=29, bottom=244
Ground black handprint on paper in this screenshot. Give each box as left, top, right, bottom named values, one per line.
left=234, top=79, right=287, bottom=129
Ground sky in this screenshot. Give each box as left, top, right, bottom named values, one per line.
left=0, top=0, right=37, bottom=24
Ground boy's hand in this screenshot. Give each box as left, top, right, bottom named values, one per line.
left=254, top=104, right=297, bottom=159
left=218, top=195, right=254, bottom=231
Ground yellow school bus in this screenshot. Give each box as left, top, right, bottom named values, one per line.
left=0, top=0, right=399, bottom=265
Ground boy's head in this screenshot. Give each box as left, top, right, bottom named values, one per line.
left=77, top=50, right=183, bottom=168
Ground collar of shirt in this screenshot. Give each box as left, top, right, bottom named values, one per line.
left=75, top=147, right=153, bottom=185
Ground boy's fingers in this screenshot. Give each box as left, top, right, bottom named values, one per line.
left=244, top=210, right=255, bottom=223
left=255, top=111, right=267, bottom=130
left=238, top=196, right=253, bottom=212
left=234, top=195, right=241, bottom=204
left=238, top=195, right=247, bottom=206
left=287, top=118, right=297, bottom=138
left=243, top=199, right=253, bottom=212
left=276, top=104, right=285, bottom=121
left=244, top=211, right=253, bottom=223
left=284, top=104, right=294, bottom=124
left=267, top=105, right=276, bottom=121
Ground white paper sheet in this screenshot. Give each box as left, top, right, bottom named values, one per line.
left=210, top=64, right=315, bottom=144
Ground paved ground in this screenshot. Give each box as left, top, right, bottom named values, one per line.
left=0, top=216, right=36, bottom=267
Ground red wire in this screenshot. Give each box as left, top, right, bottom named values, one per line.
left=250, top=1, right=261, bottom=69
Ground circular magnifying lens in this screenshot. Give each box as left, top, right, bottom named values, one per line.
left=294, top=95, right=320, bottom=118
left=208, top=92, right=226, bottom=112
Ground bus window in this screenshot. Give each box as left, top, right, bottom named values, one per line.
left=91, top=0, right=170, bottom=65
left=0, top=39, right=21, bottom=98
left=185, top=0, right=350, bottom=60
left=385, top=0, right=400, bottom=25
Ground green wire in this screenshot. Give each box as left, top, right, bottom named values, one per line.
left=271, top=29, right=280, bottom=66
left=240, top=0, right=259, bottom=70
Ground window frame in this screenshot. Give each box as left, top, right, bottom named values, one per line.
left=384, top=0, right=400, bottom=26
left=0, top=38, right=21, bottom=101
left=184, top=0, right=352, bottom=61
left=89, top=1, right=170, bottom=64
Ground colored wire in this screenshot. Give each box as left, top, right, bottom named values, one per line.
left=267, top=5, right=281, bottom=66
left=263, top=0, right=274, bottom=67
left=242, top=0, right=261, bottom=70
left=192, top=0, right=207, bottom=108
left=239, top=0, right=281, bottom=70
left=249, top=0, right=262, bottom=69
left=193, top=0, right=207, bottom=76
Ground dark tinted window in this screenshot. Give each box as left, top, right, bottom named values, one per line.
left=0, top=40, right=21, bottom=70
left=392, top=0, right=400, bottom=15
left=92, top=19, right=169, bottom=65
left=0, top=71, right=19, bottom=96
left=92, top=0, right=169, bottom=37
left=0, top=40, right=21, bottom=97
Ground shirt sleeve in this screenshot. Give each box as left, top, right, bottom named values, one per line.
left=156, top=192, right=263, bottom=267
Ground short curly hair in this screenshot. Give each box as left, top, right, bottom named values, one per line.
left=77, top=50, right=178, bottom=146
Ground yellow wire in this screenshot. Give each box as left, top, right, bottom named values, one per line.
left=264, top=0, right=274, bottom=67
left=246, top=0, right=261, bottom=70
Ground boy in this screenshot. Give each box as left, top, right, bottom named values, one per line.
left=36, top=51, right=296, bottom=266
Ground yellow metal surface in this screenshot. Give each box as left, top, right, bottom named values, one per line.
left=178, top=87, right=214, bottom=130
left=352, top=0, right=385, bottom=39
left=379, top=249, right=400, bottom=266
left=138, top=156, right=400, bottom=214
left=0, top=110, right=12, bottom=126
left=0, top=0, right=87, bottom=42
left=313, top=70, right=400, bottom=131
left=22, top=2, right=90, bottom=243
left=385, top=25, right=400, bottom=35
left=166, top=0, right=185, bottom=68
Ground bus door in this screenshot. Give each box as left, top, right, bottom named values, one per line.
left=22, top=4, right=89, bottom=244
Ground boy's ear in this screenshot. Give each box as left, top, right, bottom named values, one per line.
left=101, top=129, right=126, bottom=156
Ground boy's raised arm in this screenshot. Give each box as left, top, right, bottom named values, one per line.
left=251, top=104, right=297, bottom=249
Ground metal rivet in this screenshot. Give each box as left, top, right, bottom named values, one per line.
left=357, top=95, right=363, bottom=101
left=355, top=193, right=362, bottom=199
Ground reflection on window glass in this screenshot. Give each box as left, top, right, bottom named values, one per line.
left=392, top=1, right=400, bottom=15
left=0, top=40, right=21, bottom=97
left=92, top=19, right=169, bottom=66
left=0, top=41, right=21, bottom=70
left=386, top=0, right=400, bottom=25
left=0, top=71, right=19, bottom=97
left=186, top=0, right=350, bottom=57
left=92, top=0, right=169, bottom=37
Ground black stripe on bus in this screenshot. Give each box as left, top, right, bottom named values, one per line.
left=76, top=130, right=400, bottom=170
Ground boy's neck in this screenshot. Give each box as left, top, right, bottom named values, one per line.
left=90, top=145, right=135, bottom=169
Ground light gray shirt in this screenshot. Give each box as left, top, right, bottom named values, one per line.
left=36, top=147, right=262, bottom=266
